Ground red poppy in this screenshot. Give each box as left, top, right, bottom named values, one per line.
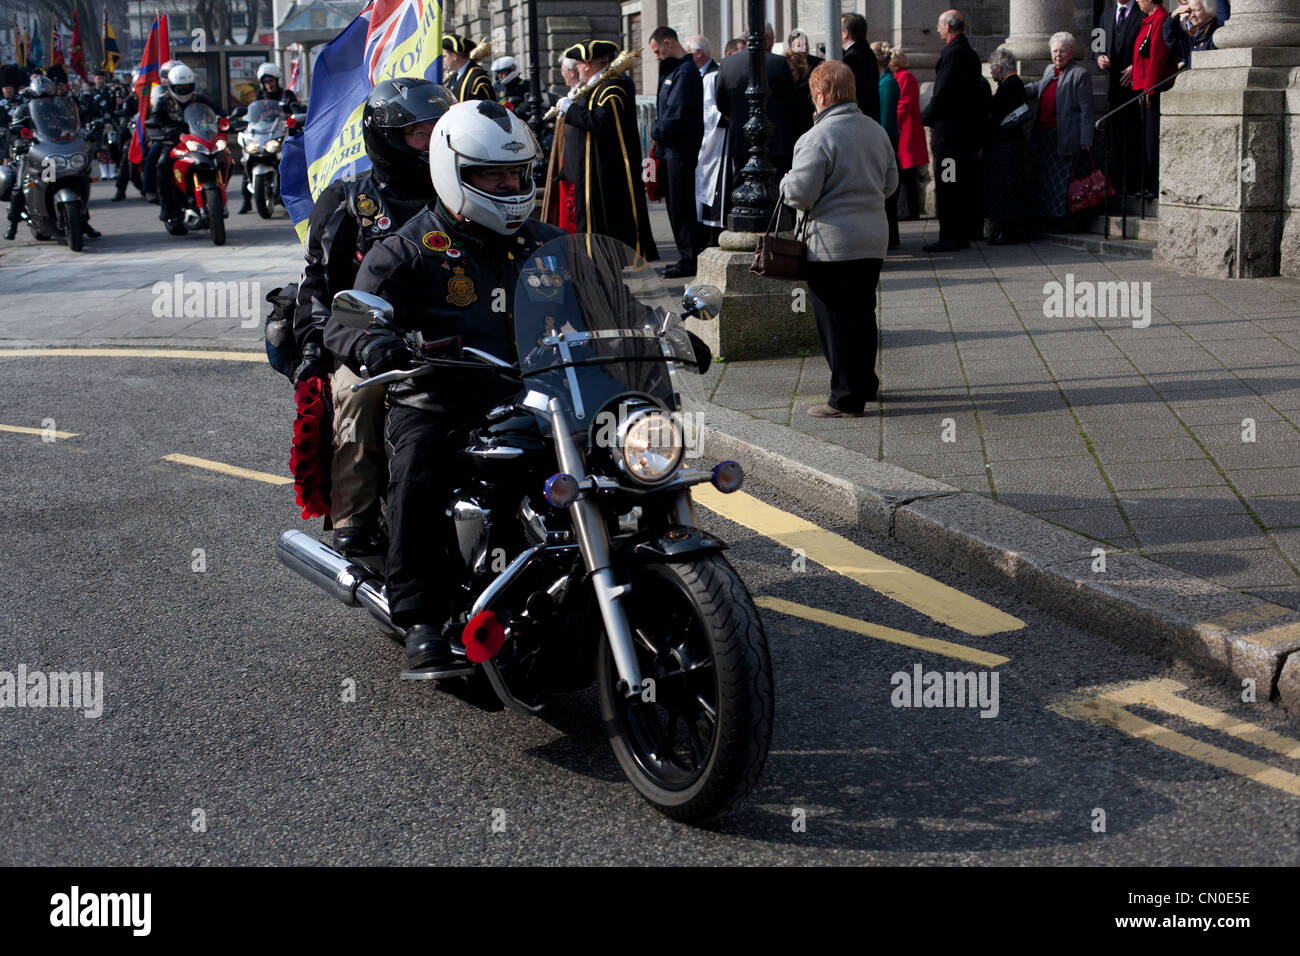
left=289, top=376, right=332, bottom=520
left=462, top=610, right=507, bottom=663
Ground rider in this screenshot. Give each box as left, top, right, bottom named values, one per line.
left=111, top=71, right=140, bottom=202
left=238, top=62, right=301, bottom=214
left=148, top=63, right=220, bottom=235
left=293, top=78, right=455, bottom=558
left=325, top=99, right=564, bottom=671
left=142, top=60, right=184, bottom=203
left=491, top=56, right=530, bottom=116
left=4, top=74, right=102, bottom=241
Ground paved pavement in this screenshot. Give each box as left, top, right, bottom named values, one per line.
left=694, top=218, right=1300, bottom=611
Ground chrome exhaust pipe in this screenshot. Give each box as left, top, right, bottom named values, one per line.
left=275, top=530, right=397, bottom=633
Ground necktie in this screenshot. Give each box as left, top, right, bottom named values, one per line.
left=1117, top=6, right=1126, bottom=32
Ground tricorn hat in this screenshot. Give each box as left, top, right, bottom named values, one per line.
left=562, top=40, right=620, bottom=63
left=442, top=33, right=474, bottom=56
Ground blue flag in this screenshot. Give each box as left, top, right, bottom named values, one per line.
left=281, top=0, right=443, bottom=242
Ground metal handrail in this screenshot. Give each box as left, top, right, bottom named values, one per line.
left=1093, top=66, right=1191, bottom=240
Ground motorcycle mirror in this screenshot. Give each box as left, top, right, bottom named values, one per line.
left=681, top=285, right=722, bottom=322
left=332, top=290, right=396, bottom=331
left=231, top=106, right=247, bottom=118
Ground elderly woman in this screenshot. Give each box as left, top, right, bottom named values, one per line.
left=1025, top=31, right=1095, bottom=229
left=1172, top=0, right=1218, bottom=66
left=986, top=45, right=1030, bottom=244
left=780, top=61, right=898, bottom=418
left=872, top=41, right=902, bottom=249
left=890, top=47, right=928, bottom=221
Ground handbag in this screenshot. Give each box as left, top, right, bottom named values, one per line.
left=1067, top=148, right=1115, bottom=214
left=750, top=201, right=809, bottom=280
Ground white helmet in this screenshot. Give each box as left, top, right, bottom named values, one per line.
left=431, top=100, right=538, bottom=236
left=257, top=62, right=282, bottom=81
left=160, top=59, right=183, bottom=83
left=168, top=63, right=196, bottom=103
left=490, top=56, right=519, bottom=84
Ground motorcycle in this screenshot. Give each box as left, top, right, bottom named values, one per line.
left=276, top=234, right=774, bottom=823
left=149, top=102, right=233, bottom=245
left=234, top=99, right=305, bottom=219
left=0, top=95, right=97, bottom=251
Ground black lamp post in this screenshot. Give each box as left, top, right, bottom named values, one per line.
left=525, top=0, right=543, bottom=142
left=727, top=0, right=779, bottom=233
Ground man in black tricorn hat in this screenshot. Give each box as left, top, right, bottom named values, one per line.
left=441, top=34, right=494, bottom=102
left=554, top=39, right=658, bottom=260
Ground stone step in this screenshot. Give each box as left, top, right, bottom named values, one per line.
left=1087, top=215, right=1160, bottom=242
left=1035, top=231, right=1155, bottom=259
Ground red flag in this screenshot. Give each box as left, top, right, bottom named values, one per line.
left=128, top=15, right=168, bottom=164
left=69, top=11, right=87, bottom=81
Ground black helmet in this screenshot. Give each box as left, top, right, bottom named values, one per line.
left=362, top=77, right=456, bottom=194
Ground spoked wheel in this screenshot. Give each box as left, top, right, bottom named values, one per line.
left=597, top=554, right=773, bottom=823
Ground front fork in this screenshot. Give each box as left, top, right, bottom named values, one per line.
left=549, top=399, right=649, bottom=698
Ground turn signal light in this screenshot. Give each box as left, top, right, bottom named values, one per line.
left=544, top=473, right=579, bottom=508
left=711, top=460, right=744, bottom=493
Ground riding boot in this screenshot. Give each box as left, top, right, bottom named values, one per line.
left=238, top=185, right=251, bottom=214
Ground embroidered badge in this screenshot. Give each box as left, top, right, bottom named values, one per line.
left=422, top=230, right=452, bottom=252
left=446, top=266, right=477, bottom=307
left=356, top=194, right=379, bottom=218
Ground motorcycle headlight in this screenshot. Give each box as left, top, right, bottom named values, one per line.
left=617, top=409, right=683, bottom=486
left=68, top=154, right=87, bottom=170
left=265, top=138, right=280, bottom=153
left=186, top=140, right=201, bottom=151
left=215, top=138, right=227, bottom=151
left=49, top=155, right=69, bottom=170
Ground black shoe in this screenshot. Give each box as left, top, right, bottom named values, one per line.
left=405, top=624, right=453, bottom=670
left=164, top=218, right=188, bottom=236
left=922, top=241, right=964, bottom=253
left=83, top=223, right=102, bottom=239
left=144, top=192, right=159, bottom=204
left=662, top=260, right=697, bottom=278
left=3, top=224, right=15, bottom=240
left=332, top=526, right=384, bottom=557
left=238, top=197, right=251, bottom=214
left=111, top=189, right=126, bottom=202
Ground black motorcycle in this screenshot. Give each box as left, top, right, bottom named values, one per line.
left=276, top=234, right=774, bottom=823
left=1, top=95, right=97, bottom=250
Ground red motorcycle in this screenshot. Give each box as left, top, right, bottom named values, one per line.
left=154, top=103, right=234, bottom=245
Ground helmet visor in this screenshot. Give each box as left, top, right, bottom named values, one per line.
left=171, top=82, right=195, bottom=98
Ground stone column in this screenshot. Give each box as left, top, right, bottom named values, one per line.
left=1214, top=0, right=1300, bottom=49
left=1003, top=0, right=1074, bottom=64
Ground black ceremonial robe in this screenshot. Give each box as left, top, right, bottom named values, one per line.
left=559, top=77, right=659, bottom=261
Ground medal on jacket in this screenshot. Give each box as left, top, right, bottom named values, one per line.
left=446, top=266, right=477, bottom=307
left=356, top=194, right=379, bottom=218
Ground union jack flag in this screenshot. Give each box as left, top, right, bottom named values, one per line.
left=361, top=0, right=425, bottom=85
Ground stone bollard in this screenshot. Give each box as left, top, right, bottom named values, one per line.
left=689, top=229, right=818, bottom=361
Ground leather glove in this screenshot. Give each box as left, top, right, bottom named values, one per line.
left=358, top=332, right=413, bottom=378
left=292, top=339, right=330, bottom=384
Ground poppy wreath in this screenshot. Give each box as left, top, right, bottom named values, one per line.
left=289, top=376, right=334, bottom=520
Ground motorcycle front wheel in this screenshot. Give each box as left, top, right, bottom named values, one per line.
left=205, top=184, right=226, bottom=246
left=255, top=174, right=274, bottom=219
left=597, top=554, right=773, bottom=823
left=62, top=200, right=84, bottom=252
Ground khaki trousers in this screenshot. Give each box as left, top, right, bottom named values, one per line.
left=329, top=364, right=387, bottom=529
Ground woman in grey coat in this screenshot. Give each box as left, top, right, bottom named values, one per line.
left=779, top=60, right=898, bottom=418
left=1025, top=32, right=1096, bottom=226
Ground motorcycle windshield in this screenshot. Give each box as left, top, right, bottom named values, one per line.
left=184, top=103, right=219, bottom=140
left=31, top=97, right=80, bottom=141
left=515, top=234, right=699, bottom=430
left=245, top=100, right=284, bottom=136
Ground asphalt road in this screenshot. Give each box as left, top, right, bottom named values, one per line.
left=0, top=183, right=1298, bottom=866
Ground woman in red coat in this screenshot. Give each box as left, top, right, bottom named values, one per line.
left=891, top=48, right=929, bottom=221
left=1131, top=0, right=1180, bottom=198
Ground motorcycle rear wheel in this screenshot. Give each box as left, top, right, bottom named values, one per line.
left=62, top=200, right=84, bottom=253
left=205, top=184, right=226, bottom=246
left=597, top=554, right=773, bottom=823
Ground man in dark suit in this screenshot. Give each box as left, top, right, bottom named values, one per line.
left=715, top=23, right=798, bottom=225
left=921, top=9, right=986, bottom=252
left=840, top=12, right=881, bottom=126
left=650, top=26, right=705, bottom=277
left=1094, top=0, right=1144, bottom=192
left=687, top=35, right=718, bottom=78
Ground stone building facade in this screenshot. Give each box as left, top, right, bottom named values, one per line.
left=444, top=0, right=1300, bottom=280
